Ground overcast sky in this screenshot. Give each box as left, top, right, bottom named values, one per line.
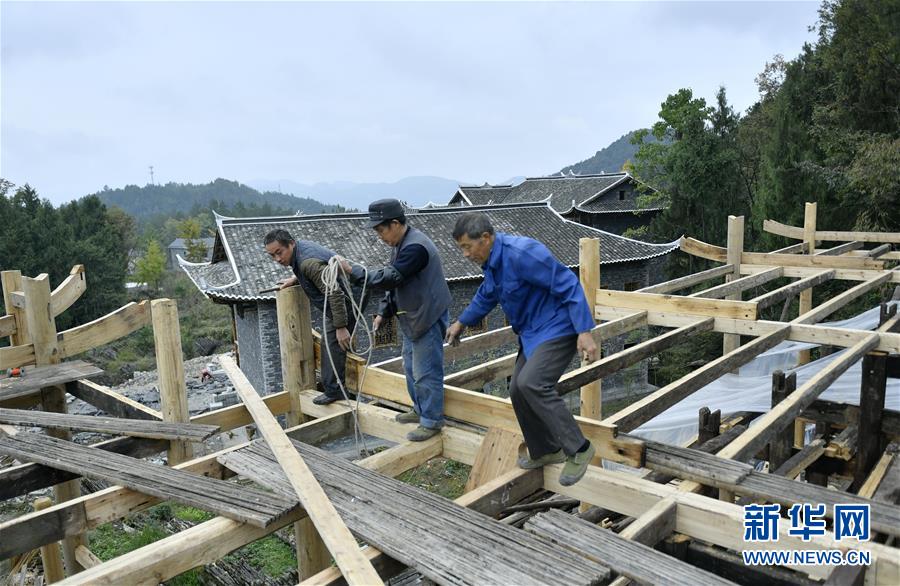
left=1, top=1, right=821, bottom=205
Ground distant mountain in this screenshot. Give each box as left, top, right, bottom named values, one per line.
left=560, top=131, right=650, bottom=176
left=91, top=178, right=345, bottom=220
left=247, top=176, right=463, bottom=210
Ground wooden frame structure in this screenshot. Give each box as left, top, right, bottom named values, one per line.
left=1, top=202, right=899, bottom=585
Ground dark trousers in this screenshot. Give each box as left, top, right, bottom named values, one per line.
left=509, top=334, right=587, bottom=458
left=320, top=314, right=356, bottom=398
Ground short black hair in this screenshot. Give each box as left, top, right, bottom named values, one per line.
left=263, top=229, right=294, bottom=247
left=452, top=213, right=494, bottom=241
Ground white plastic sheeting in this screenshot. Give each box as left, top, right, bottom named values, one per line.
left=631, top=302, right=899, bottom=447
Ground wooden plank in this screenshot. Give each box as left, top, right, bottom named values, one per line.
left=792, top=271, right=893, bottom=325
left=579, top=237, right=601, bottom=419
left=0, top=343, right=35, bottom=371
left=638, top=264, right=734, bottom=295
left=752, top=270, right=835, bottom=310
left=717, top=334, right=880, bottom=463
left=74, top=545, right=103, bottom=570
left=151, top=299, right=192, bottom=465
left=597, top=289, right=757, bottom=320
left=858, top=444, right=897, bottom=498
left=556, top=318, right=713, bottom=395
left=0, top=361, right=103, bottom=402
left=0, top=408, right=218, bottom=441
left=219, top=355, right=382, bottom=586
left=764, top=219, right=900, bottom=244
left=605, top=327, right=790, bottom=432
left=0, top=432, right=297, bottom=528
left=774, top=437, right=826, bottom=479
left=524, top=509, right=735, bottom=586
left=0, top=314, right=16, bottom=339
left=221, top=439, right=610, bottom=586
left=49, top=265, right=87, bottom=318
left=65, top=380, right=163, bottom=421
left=57, top=301, right=151, bottom=359
left=815, top=241, right=864, bottom=256
left=617, top=496, right=676, bottom=546
left=643, top=440, right=755, bottom=487
left=690, top=267, right=783, bottom=300
left=446, top=311, right=647, bottom=390
left=464, top=427, right=523, bottom=492
left=358, top=365, right=645, bottom=466
left=0, top=406, right=353, bottom=560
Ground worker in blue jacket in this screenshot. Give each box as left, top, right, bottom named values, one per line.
left=445, top=212, right=598, bottom=486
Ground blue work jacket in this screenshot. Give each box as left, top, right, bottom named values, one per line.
left=458, top=232, right=595, bottom=358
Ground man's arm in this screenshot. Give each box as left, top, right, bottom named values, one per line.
left=342, top=244, right=429, bottom=291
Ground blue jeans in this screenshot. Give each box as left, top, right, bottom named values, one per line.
left=400, top=310, right=448, bottom=429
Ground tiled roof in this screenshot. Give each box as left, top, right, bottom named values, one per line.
left=179, top=202, right=678, bottom=302
left=449, top=173, right=666, bottom=214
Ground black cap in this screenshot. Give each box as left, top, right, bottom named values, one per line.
left=366, top=198, right=405, bottom=228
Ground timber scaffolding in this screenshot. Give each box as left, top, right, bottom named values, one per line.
left=0, top=202, right=899, bottom=585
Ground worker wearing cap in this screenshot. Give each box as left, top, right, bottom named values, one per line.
left=445, top=212, right=598, bottom=486
left=338, top=199, right=452, bottom=441
left=264, top=229, right=358, bottom=406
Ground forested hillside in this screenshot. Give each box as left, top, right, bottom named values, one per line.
left=92, top=178, right=348, bottom=220
left=629, top=0, right=898, bottom=270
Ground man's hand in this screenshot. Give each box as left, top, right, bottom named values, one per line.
left=372, top=315, right=384, bottom=332
left=277, top=276, right=298, bottom=289
left=577, top=331, right=598, bottom=363
left=335, top=327, right=352, bottom=351
left=445, top=321, right=465, bottom=347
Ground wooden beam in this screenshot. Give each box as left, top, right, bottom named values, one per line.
left=680, top=236, right=885, bottom=270
left=764, top=218, right=900, bottom=244
left=65, top=380, right=163, bottom=421
left=446, top=311, right=647, bottom=390
left=865, top=243, right=892, bottom=258
left=751, top=270, right=835, bottom=310
left=357, top=365, right=645, bottom=466
left=579, top=237, right=602, bottom=419
left=0, top=361, right=103, bottom=403
left=815, top=241, right=864, bottom=256
left=151, top=299, right=192, bottom=465
left=0, top=314, right=16, bottom=339
left=2, top=270, right=30, bottom=346
left=219, top=355, right=382, bottom=585
left=773, top=437, right=826, bottom=479
left=0, top=408, right=218, bottom=441
left=605, top=327, right=790, bottom=432
left=853, top=353, right=887, bottom=491
left=464, top=427, right=523, bottom=492
left=716, top=334, right=880, bottom=462
left=34, top=496, right=66, bottom=583
left=596, top=289, right=757, bottom=320
left=58, top=301, right=151, bottom=360
left=617, top=496, right=677, bottom=547
left=638, top=264, right=734, bottom=295
left=690, top=267, right=783, bottom=300
left=74, top=545, right=102, bottom=570
left=857, top=443, right=897, bottom=499
left=791, top=271, right=893, bottom=325
left=49, top=265, right=87, bottom=318
left=768, top=371, right=796, bottom=470
left=556, top=318, right=714, bottom=395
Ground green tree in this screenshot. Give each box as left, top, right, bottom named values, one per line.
left=178, top=218, right=207, bottom=262
left=135, top=240, right=166, bottom=293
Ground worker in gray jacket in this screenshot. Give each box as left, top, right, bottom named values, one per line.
left=339, top=199, right=452, bottom=442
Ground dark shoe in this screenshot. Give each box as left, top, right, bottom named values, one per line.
left=395, top=410, right=420, bottom=424
left=559, top=442, right=595, bottom=486
left=517, top=449, right=566, bottom=470
left=313, top=393, right=340, bottom=406
left=407, top=425, right=440, bottom=442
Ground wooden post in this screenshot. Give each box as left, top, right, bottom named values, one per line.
left=579, top=238, right=601, bottom=420
left=852, top=353, right=887, bottom=492
left=798, top=202, right=817, bottom=364
left=22, top=274, right=86, bottom=575
left=769, top=370, right=795, bottom=470
left=1, top=270, right=30, bottom=345
left=34, top=497, right=66, bottom=583
left=276, top=286, right=315, bottom=428
left=275, top=287, right=326, bottom=578
left=150, top=299, right=192, bottom=465
left=722, top=216, right=744, bottom=359
left=697, top=407, right=721, bottom=445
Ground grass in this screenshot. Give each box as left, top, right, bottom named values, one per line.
left=397, top=457, right=471, bottom=500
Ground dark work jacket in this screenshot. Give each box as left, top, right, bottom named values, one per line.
left=289, top=240, right=352, bottom=321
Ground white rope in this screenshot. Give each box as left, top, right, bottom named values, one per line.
left=320, top=256, right=374, bottom=458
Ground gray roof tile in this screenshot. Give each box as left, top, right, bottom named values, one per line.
left=180, top=202, right=678, bottom=302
